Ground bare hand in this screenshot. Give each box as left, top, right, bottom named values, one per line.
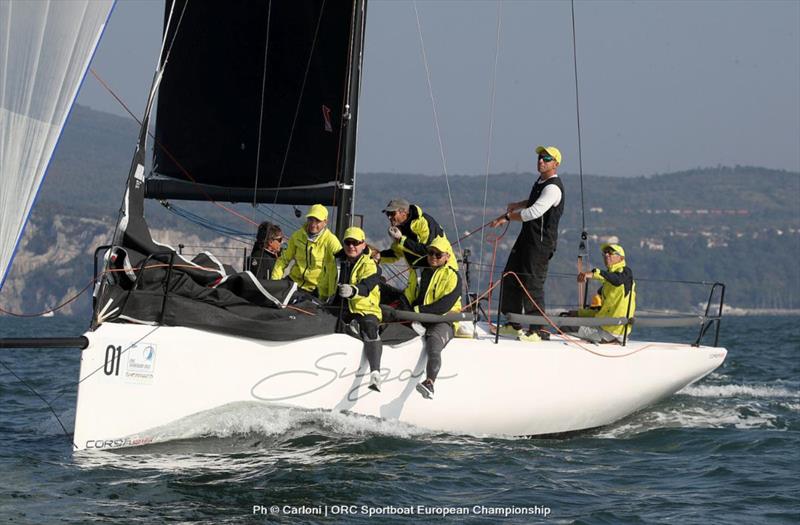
left=489, top=216, right=507, bottom=228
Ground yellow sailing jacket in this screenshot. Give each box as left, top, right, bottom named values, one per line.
left=380, top=205, right=458, bottom=270
left=272, top=227, right=342, bottom=300
left=345, top=252, right=382, bottom=320
left=406, top=264, right=462, bottom=328
left=579, top=259, right=636, bottom=336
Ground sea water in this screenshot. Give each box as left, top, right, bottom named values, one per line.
left=0, top=315, right=797, bottom=524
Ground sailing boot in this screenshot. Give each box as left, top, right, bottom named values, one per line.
left=416, top=379, right=434, bottom=399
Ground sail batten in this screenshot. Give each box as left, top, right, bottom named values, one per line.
left=0, top=0, right=114, bottom=290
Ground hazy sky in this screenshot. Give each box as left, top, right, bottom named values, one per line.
left=77, top=0, right=800, bottom=177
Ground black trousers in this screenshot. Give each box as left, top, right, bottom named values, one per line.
left=500, top=243, right=553, bottom=330
left=342, top=312, right=382, bottom=372
left=423, top=322, right=454, bottom=381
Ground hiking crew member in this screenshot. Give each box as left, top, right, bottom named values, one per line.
left=575, top=243, right=636, bottom=343
left=336, top=227, right=384, bottom=392
left=249, top=221, right=283, bottom=280
left=407, top=237, right=463, bottom=400
left=272, top=204, right=342, bottom=301
left=490, top=145, right=565, bottom=342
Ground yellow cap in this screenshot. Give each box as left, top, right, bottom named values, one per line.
left=306, top=204, right=328, bottom=221
left=535, top=145, right=562, bottom=164
left=428, top=236, right=452, bottom=254
left=601, top=243, right=625, bottom=257
left=342, top=226, right=365, bottom=242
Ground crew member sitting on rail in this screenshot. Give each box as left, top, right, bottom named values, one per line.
left=573, top=243, right=636, bottom=343
left=249, top=221, right=283, bottom=280
left=271, top=204, right=342, bottom=301
left=335, top=227, right=384, bottom=392
left=375, top=198, right=458, bottom=308
left=405, top=236, right=463, bottom=400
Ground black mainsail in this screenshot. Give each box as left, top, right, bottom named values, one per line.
left=147, top=0, right=366, bottom=218
left=91, top=0, right=368, bottom=341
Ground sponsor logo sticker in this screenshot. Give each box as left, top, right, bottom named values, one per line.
left=126, top=342, right=156, bottom=383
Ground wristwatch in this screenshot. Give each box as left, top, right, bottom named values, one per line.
left=504, top=212, right=511, bottom=221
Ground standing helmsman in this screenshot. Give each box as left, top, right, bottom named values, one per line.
left=490, top=145, right=565, bottom=340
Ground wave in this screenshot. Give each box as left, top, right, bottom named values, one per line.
left=597, top=405, right=782, bottom=438
left=143, top=401, right=428, bottom=445
left=680, top=384, right=799, bottom=399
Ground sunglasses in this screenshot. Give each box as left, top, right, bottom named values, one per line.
left=384, top=211, right=397, bottom=217
left=603, top=250, right=618, bottom=256
left=427, top=250, right=446, bottom=259
left=344, top=239, right=363, bottom=247
left=269, top=236, right=283, bottom=243
left=538, top=155, right=555, bottom=163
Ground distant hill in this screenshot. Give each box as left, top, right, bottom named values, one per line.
left=1, top=105, right=798, bottom=318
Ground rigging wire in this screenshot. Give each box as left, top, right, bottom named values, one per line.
left=254, top=203, right=303, bottom=231
left=570, top=0, right=589, bottom=308
left=477, top=0, right=504, bottom=298
left=412, top=1, right=464, bottom=263
left=102, top=0, right=181, bottom=262
left=272, top=0, right=328, bottom=206
left=89, top=71, right=259, bottom=229
left=252, top=0, right=274, bottom=226
left=410, top=0, right=481, bottom=314
left=0, top=357, right=69, bottom=437
left=570, top=0, right=587, bottom=236
left=160, top=202, right=253, bottom=244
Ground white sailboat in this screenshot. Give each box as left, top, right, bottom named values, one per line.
left=1, top=1, right=727, bottom=452
left=74, top=322, right=726, bottom=450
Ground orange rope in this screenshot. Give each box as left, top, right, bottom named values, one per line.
left=0, top=278, right=96, bottom=318
left=90, top=68, right=259, bottom=227
left=502, top=270, right=649, bottom=357
left=0, top=263, right=320, bottom=318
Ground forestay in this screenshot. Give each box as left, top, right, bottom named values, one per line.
left=0, top=0, right=113, bottom=289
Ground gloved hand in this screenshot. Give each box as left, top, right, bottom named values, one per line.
left=388, top=226, right=402, bottom=240
left=338, top=283, right=357, bottom=298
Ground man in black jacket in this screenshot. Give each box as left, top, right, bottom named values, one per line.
left=490, top=145, right=565, bottom=341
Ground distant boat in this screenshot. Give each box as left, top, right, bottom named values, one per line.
left=1, top=0, right=726, bottom=451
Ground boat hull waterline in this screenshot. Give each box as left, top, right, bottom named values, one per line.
left=73, top=323, right=727, bottom=450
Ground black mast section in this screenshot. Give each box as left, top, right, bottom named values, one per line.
left=334, top=0, right=368, bottom=237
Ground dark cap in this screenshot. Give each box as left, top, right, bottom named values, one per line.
left=382, top=198, right=410, bottom=213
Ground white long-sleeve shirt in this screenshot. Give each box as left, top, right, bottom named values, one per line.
left=519, top=176, right=562, bottom=222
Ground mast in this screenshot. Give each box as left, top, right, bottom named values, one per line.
left=334, top=0, right=368, bottom=237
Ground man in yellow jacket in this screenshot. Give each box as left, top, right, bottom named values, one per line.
left=406, top=236, right=463, bottom=400
left=336, top=227, right=384, bottom=392
left=271, top=204, right=342, bottom=301
left=378, top=198, right=458, bottom=271
left=575, top=243, right=636, bottom=343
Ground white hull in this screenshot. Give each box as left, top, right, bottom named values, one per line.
left=73, top=323, right=727, bottom=450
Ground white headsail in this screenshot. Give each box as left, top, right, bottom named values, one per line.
left=0, top=0, right=114, bottom=290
